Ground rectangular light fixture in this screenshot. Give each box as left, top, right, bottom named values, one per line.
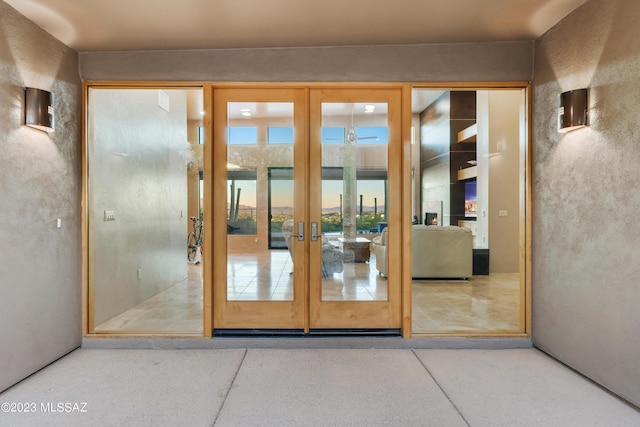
left=558, top=88, right=588, bottom=133
left=25, top=87, right=54, bottom=132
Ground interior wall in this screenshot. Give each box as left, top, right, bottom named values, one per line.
left=89, top=89, right=188, bottom=326
left=476, top=92, right=490, bottom=248
left=487, top=91, right=521, bottom=273
left=532, top=0, right=640, bottom=407
left=0, top=1, right=82, bottom=392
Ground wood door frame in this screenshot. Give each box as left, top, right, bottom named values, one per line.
left=210, top=85, right=407, bottom=333
left=80, top=81, right=530, bottom=340
left=406, top=83, right=531, bottom=338
left=82, top=82, right=209, bottom=337
left=211, top=87, right=308, bottom=330
left=307, top=88, right=405, bottom=330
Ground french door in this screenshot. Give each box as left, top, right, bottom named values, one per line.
left=212, top=87, right=402, bottom=333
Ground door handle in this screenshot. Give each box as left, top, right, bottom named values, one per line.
left=290, top=221, right=305, bottom=241
left=311, top=222, right=321, bottom=241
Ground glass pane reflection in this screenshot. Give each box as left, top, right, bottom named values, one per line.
left=320, top=102, right=389, bottom=301
left=226, top=102, right=294, bottom=301
left=411, top=88, right=526, bottom=333
left=89, top=88, right=204, bottom=333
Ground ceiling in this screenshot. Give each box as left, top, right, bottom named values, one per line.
left=6, top=0, right=587, bottom=52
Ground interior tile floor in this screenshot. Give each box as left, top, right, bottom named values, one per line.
left=1, top=347, right=638, bottom=426
left=93, top=250, right=520, bottom=334
left=412, top=273, right=521, bottom=333
left=228, top=250, right=388, bottom=301
left=94, top=263, right=204, bottom=334
left=227, top=250, right=294, bottom=300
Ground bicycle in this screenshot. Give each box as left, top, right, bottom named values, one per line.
left=187, top=216, right=203, bottom=263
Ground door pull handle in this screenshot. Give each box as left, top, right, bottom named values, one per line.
left=311, top=222, right=321, bottom=241
left=290, top=221, right=305, bottom=241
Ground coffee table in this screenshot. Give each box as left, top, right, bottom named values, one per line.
left=337, top=237, right=371, bottom=263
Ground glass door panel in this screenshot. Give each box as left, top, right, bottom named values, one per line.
left=319, top=103, right=389, bottom=301
left=213, top=87, right=403, bottom=332
left=226, top=101, right=295, bottom=302
left=309, top=89, right=403, bottom=330
left=410, top=88, right=527, bottom=334
left=213, top=89, right=306, bottom=330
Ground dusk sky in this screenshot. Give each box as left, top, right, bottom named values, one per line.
left=228, top=179, right=386, bottom=210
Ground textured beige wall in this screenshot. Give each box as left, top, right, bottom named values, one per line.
left=532, top=0, right=640, bottom=407
left=79, top=42, right=533, bottom=83
left=0, top=1, right=82, bottom=391
left=12, top=0, right=636, bottom=405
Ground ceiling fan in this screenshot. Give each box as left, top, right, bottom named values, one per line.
left=345, top=127, right=379, bottom=143
left=326, top=104, right=380, bottom=143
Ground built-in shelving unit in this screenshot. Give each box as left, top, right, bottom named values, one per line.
left=457, top=123, right=477, bottom=143
left=419, top=91, right=477, bottom=229
left=457, top=165, right=477, bottom=181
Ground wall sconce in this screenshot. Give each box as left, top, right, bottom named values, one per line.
left=558, top=88, right=588, bottom=133
left=25, top=87, right=54, bottom=132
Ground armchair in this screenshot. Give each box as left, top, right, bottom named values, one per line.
left=371, top=225, right=472, bottom=279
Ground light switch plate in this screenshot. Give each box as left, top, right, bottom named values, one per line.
left=158, top=90, right=170, bottom=112
left=104, top=210, right=116, bottom=221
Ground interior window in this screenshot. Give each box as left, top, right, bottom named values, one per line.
left=267, top=127, right=294, bottom=144
left=228, top=127, right=257, bottom=145
left=227, top=170, right=257, bottom=235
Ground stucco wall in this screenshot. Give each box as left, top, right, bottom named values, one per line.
left=532, top=0, right=640, bottom=407
left=79, top=42, right=533, bottom=83
left=0, top=1, right=82, bottom=391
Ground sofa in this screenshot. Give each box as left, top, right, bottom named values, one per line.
left=282, top=219, right=343, bottom=277
left=371, top=225, right=473, bottom=279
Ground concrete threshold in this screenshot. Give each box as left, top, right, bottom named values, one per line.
left=82, top=336, right=533, bottom=350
